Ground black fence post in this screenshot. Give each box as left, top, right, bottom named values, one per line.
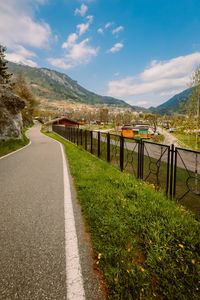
left=85, top=130, right=87, bottom=151
left=80, top=129, right=83, bottom=146
left=173, top=148, right=177, bottom=199
left=166, top=146, right=170, bottom=196
left=76, top=128, right=79, bottom=146
left=90, top=131, right=93, bottom=154
left=137, top=140, right=140, bottom=178
left=140, top=140, right=144, bottom=179
left=170, top=144, right=174, bottom=198
left=107, top=133, right=110, bottom=162
left=120, top=135, right=124, bottom=171
left=98, top=131, right=100, bottom=157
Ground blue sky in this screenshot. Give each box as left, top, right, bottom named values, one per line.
left=1, top=0, right=200, bottom=108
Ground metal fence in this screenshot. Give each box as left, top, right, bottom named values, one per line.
left=53, top=125, right=200, bottom=217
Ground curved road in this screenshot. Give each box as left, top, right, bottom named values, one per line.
left=0, top=125, right=105, bottom=300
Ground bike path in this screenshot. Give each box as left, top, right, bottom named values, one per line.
left=0, top=125, right=105, bottom=300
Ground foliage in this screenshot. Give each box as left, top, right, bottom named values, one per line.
left=44, top=131, right=200, bottom=299
left=150, top=134, right=165, bottom=143
left=13, top=72, right=38, bottom=126
left=0, top=127, right=29, bottom=157
left=144, top=113, right=159, bottom=133
left=99, top=108, right=109, bottom=123
left=0, top=45, right=12, bottom=84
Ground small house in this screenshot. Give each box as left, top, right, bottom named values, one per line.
left=44, top=117, right=80, bottom=132
left=122, top=125, right=150, bottom=139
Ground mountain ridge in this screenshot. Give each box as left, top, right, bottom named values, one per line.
left=7, top=61, right=148, bottom=112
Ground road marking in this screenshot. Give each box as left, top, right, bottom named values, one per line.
left=59, top=142, right=85, bottom=300
left=0, top=140, right=31, bottom=160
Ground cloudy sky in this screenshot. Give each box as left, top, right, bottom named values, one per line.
left=1, top=0, right=200, bottom=107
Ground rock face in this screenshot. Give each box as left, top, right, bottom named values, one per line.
left=0, top=85, right=25, bottom=140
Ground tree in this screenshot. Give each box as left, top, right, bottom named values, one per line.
left=144, top=113, right=159, bottom=133
left=99, top=108, right=109, bottom=123
left=13, top=72, right=38, bottom=126
left=0, top=45, right=12, bottom=84
left=181, top=67, right=200, bottom=150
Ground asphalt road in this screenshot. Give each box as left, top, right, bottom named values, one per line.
left=0, top=125, right=105, bottom=300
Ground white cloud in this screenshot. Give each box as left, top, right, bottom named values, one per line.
left=77, top=23, right=90, bottom=36
left=107, top=43, right=124, bottom=53
left=74, top=4, right=88, bottom=16
left=105, top=22, right=113, bottom=29
left=107, top=52, right=200, bottom=104
left=76, top=15, right=93, bottom=36
left=86, top=15, right=93, bottom=23
left=62, top=33, right=78, bottom=49
left=65, top=38, right=98, bottom=63
left=97, top=28, right=103, bottom=34
left=112, top=26, right=124, bottom=35
left=114, top=72, right=120, bottom=76
left=0, top=1, right=51, bottom=49
left=6, top=45, right=38, bottom=67
left=47, top=58, right=73, bottom=70
left=48, top=37, right=98, bottom=70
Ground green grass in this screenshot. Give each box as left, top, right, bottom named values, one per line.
left=170, top=131, right=200, bottom=151
left=0, top=128, right=29, bottom=157
left=44, top=131, right=200, bottom=299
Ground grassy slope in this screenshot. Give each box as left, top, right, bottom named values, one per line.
left=171, top=131, right=200, bottom=151
left=44, top=131, right=200, bottom=299
left=0, top=128, right=29, bottom=157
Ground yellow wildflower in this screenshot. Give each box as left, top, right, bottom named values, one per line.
left=192, top=260, right=195, bottom=264
left=153, top=293, right=156, bottom=297
left=98, top=253, right=102, bottom=259
left=96, top=261, right=99, bottom=265
left=158, top=257, right=162, bottom=261
left=114, top=278, right=118, bottom=282
left=128, top=248, right=131, bottom=252
left=127, top=269, right=130, bottom=273
left=141, top=267, right=145, bottom=272
left=179, top=244, right=184, bottom=248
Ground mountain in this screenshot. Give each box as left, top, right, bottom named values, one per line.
left=7, top=62, right=147, bottom=112
left=150, top=87, right=194, bottom=115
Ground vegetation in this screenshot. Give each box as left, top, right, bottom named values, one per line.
left=0, top=128, right=29, bottom=157
left=171, top=131, right=200, bottom=151
left=44, top=131, right=200, bottom=299
left=13, top=72, right=38, bottom=126
left=0, top=45, right=12, bottom=84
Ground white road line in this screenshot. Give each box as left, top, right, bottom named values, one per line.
left=0, top=140, right=31, bottom=160
left=59, top=143, right=85, bottom=300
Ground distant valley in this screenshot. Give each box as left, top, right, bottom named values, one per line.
left=8, top=62, right=148, bottom=113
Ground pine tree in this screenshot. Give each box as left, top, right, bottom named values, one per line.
left=0, top=45, right=12, bottom=84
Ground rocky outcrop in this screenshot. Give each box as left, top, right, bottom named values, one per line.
left=0, top=85, right=25, bottom=140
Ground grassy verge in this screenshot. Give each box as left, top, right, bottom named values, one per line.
left=0, top=128, right=29, bottom=157
left=169, top=131, right=200, bottom=151
left=44, top=131, right=200, bottom=299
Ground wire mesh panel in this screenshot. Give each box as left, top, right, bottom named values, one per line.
left=81, top=129, right=86, bottom=149
left=142, top=141, right=170, bottom=193
left=86, top=130, right=92, bottom=153
left=77, top=129, right=82, bottom=146
left=53, top=125, right=65, bottom=138
left=109, top=134, right=121, bottom=169
left=100, top=132, right=107, bottom=161
left=174, top=148, right=200, bottom=217
left=123, top=137, right=139, bottom=177
left=92, top=131, right=98, bottom=157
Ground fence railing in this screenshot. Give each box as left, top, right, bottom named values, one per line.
left=53, top=125, right=200, bottom=218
